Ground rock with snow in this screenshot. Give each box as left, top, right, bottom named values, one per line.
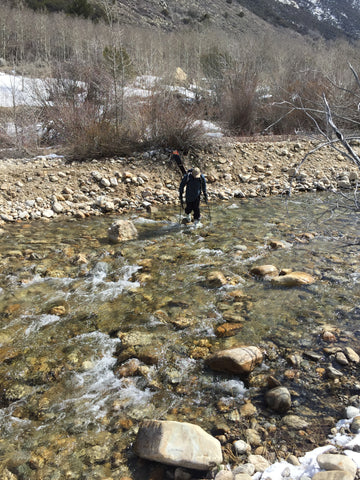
left=312, top=472, right=354, bottom=480
left=316, top=453, right=357, bottom=478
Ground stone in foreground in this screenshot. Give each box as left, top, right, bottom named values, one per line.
left=134, top=420, right=222, bottom=470
left=206, top=346, right=263, bottom=375
left=108, top=219, right=138, bottom=243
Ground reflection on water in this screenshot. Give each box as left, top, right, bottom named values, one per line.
left=1, top=192, right=360, bottom=478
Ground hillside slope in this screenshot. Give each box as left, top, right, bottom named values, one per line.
left=111, top=0, right=360, bottom=40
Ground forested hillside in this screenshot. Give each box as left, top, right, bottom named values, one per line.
left=1, top=1, right=360, bottom=159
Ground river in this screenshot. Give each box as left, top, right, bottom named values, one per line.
left=1, top=192, right=360, bottom=479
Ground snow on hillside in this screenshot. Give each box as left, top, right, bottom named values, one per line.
left=0, top=72, right=45, bottom=107
left=0, top=72, right=222, bottom=138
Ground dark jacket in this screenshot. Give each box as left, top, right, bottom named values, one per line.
left=179, top=171, right=207, bottom=203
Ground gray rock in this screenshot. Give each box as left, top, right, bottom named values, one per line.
left=0, top=214, right=14, bottom=222
left=52, top=201, right=63, bottom=213
left=42, top=209, right=54, bottom=218
left=101, top=177, right=111, bottom=187
left=214, top=471, right=233, bottom=480
left=326, top=366, right=343, bottom=379
left=233, top=463, right=255, bottom=476
left=335, top=351, right=349, bottom=365
left=282, top=415, right=309, bottom=430
left=287, top=454, right=301, bottom=466
left=233, top=439, right=251, bottom=454
left=248, top=454, right=270, bottom=472
left=351, top=415, right=360, bottom=434
left=18, top=210, right=29, bottom=220
left=134, top=420, right=222, bottom=470
left=234, top=474, right=252, bottom=480
left=265, top=386, right=292, bottom=412
left=344, top=347, right=360, bottom=363
left=103, top=201, right=115, bottom=212
left=245, top=428, right=262, bottom=447
left=91, top=170, right=102, bottom=181
left=108, top=219, right=138, bottom=243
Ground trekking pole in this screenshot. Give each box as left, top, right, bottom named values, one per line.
left=206, top=200, right=212, bottom=223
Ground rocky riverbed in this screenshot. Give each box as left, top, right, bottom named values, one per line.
left=0, top=138, right=359, bottom=224
left=2, top=138, right=360, bottom=480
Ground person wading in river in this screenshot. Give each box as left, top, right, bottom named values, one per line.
left=179, top=167, right=208, bottom=224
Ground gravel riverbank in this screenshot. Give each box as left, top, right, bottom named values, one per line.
left=0, top=139, right=358, bottom=224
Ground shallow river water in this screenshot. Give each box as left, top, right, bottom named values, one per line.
left=1, top=192, right=360, bottom=479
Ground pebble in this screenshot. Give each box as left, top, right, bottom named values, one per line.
left=233, top=440, right=251, bottom=454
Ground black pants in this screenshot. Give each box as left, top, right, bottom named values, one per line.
left=185, top=197, right=201, bottom=220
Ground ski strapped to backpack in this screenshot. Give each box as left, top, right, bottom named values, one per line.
left=171, top=150, right=186, bottom=175
left=171, top=151, right=205, bottom=188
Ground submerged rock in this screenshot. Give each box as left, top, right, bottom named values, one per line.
left=206, top=270, right=227, bottom=287
left=134, top=419, right=222, bottom=470
left=206, top=346, right=263, bottom=375
left=271, top=271, right=315, bottom=287
left=265, top=386, right=292, bottom=412
left=250, top=265, right=278, bottom=277
left=215, top=322, right=243, bottom=337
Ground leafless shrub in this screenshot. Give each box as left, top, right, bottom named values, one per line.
left=139, top=89, right=208, bottom=151
left=219, top=63, right=259, bottom=134
left=262, top=65, right=360, bottom=136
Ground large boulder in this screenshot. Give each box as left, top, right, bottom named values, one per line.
left=174, top=67, right=187, bottom=84
left=206, top=346, right=263, bottom=375
left=271, top=271, right=315, bottom=287
left=134, top=420, right=222, bottom=470
left=108, top=219, right=138, bottom=243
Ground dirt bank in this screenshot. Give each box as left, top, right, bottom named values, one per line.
left=0, top=138, right=358, bottom=223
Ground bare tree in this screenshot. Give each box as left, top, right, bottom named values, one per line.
left=277, top=64, right=360, bottom=209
